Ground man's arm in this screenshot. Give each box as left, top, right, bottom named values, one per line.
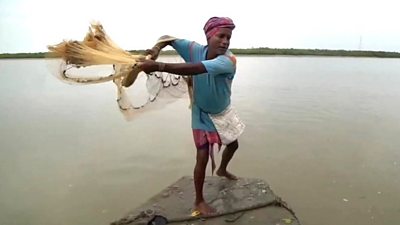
left=142, top=36, right=207, bottom=75
left=139, top=61, right=207, bottom=76
left=147, top=35, right=177, bottom=60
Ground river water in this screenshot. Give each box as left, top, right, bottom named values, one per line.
left=0, top=56, right=399, bottom=225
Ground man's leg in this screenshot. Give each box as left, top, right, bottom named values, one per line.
left=216, top=140, right=239, bottom=180
left=194, top=147, right=215, bottom=215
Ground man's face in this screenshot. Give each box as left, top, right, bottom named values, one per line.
left=208, top=28, right=232, bottom=55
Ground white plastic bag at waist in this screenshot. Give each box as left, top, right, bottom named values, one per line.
left=209, top=105, right=245, bottom=145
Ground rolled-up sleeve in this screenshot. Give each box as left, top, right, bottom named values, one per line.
left=201, top=55, right=235, bottom=76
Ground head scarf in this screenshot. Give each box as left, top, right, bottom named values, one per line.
left=203, top=17, right=235, bottom=39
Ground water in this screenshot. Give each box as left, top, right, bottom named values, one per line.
left=1, top=56, right=399, bottom=225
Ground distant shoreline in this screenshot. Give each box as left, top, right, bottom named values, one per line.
left=1, top=48, right=400, bottom=59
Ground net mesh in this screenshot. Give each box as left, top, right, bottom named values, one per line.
left=46, top=22, right=191, bottom=121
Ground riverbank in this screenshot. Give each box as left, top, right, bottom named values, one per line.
left=1, top=48, right=400, bottom=59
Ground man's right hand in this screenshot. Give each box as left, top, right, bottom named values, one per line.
left=138, top=60, right=162, bottom=74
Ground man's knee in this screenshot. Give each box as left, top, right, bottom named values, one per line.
left=227, top=140, right=239, bottom=151
left=196, top=149, right=209, bottom=165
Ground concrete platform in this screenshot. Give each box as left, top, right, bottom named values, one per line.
left=111, top=176, right=301, bottom=225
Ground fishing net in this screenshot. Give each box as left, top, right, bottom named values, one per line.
left=46, top=22, right=191, bottom=120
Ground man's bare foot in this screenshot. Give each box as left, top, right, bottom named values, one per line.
left=194, top=201, right=216, bottom=216
left=216, top=169, right=238, bottom=180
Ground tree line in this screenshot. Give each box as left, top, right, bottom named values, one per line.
left=1, top=48, right=400, bottom=59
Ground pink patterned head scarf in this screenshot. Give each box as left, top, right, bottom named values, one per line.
left=203, top=17, right=235, bottom=39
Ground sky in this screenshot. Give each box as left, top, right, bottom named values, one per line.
left=0, top=0, right=399, bottom=53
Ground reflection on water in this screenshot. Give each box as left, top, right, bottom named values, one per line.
left=0, top=56, right=399, bottom=225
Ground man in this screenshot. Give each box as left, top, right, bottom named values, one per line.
left=139, top=17, right=241, bottom=216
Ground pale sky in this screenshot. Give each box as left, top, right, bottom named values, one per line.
left=0, top=0, right=399, bottom=53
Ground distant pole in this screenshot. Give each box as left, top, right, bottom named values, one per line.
left=358, top=36, right=363, bottom=50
